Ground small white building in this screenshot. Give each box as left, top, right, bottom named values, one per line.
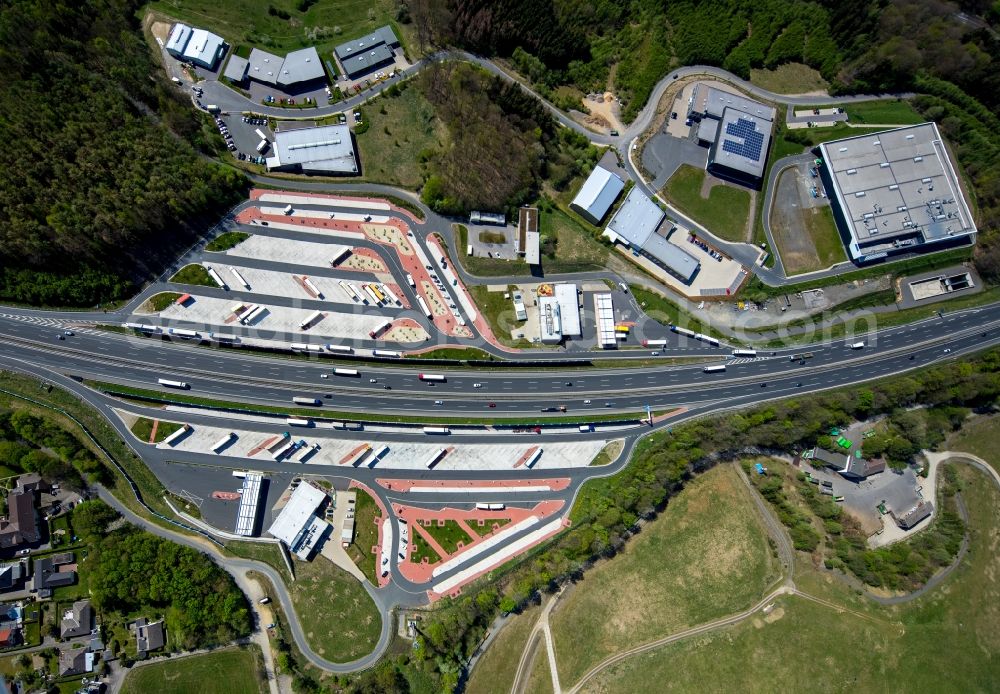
left=267, top=482, right=330, bottom=560
left=553, top=284, right=581, bottom=337
left=166, top=23, right=225, bottom=70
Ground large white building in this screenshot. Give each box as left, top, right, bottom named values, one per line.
left=265, top=124, right=359, bottom=175
left=819, top=123, right=976, bottom=263
left=571, top=166, right=625, bottom=225
left=267, top=482, right=329, bottom=560
left=165, top=23, right=225, bottom=70
left=537, top=284, right=581, bottom=344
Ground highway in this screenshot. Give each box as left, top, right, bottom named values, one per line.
left=0, top=48, right=985, bottom=676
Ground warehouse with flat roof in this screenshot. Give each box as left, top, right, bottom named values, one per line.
left=247, top=46, right=326, bottom=87
left=603, top=188, right=701, bottom=283
left=571, top=166, right=625, bottom=225
left=267, top=482, right=329, bottom=560
left=335, top=26, right=400, bottom=79
left=819, top=123, right=977, bottom=263
left=223, top=55, right=249, bottom=83
left=517, top=207, right=540, bottom=265
left=266, top=124, right=358, bottom=175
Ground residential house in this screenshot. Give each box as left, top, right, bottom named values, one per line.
left=133, top=617, right=165, bottom=656
left=0, top=490, right=39, bottom=550
left=57, top=647, right=93, bottom=677
left=892, top=501, right=934, bottom=530
left=0, top=626, right=18, bottom=648
left=60, top=600, right=92, bottom=640
left=0, top=561, right=26, bottom=592
left=31, top=553, right=76, bottom=598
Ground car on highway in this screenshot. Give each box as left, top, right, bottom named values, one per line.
left=434, top=400, right=443, bottom=405
left=369, top=378, right=377, bottom=383
left=488, top=402, right=496, bottom=408
left=565, top=382, right=573, bottom=387
left=604, top=402, right=614, bottom=407
left=944, top=348, right=952, bottom=353
left=63, top=330, right=74, bottom=336
left=383, top=385, right=391, bottom=390
left=584, top=399, right=592, bottom=404
left=56, top=334, right=64, bottom=340
left=473, top=383, right=482, bottom=388
left=320, top=374, right=329, bottom=379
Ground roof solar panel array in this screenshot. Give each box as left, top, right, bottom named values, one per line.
left=722, top=117, right=764, bottom=162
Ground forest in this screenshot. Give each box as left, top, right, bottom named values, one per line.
left=0, top=408, right=108, bottom=493
left=0, top=0, right=246, bottom=307
left=416, top=62, right=600, bottom=215
left=316, top=346, right=1000, bottom=693
left=74, top=499, right=252, bottom=651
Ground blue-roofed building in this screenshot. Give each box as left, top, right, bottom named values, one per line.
left=707, top=108, right=772, bottom=187
left=571, top=166, right=625, bottom=225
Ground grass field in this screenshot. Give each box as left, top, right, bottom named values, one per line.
left=590, top=439, right=624, bottom=466
left=550, top=464, right=779, bottom=686
left=144, top=0, right=413, bottom=62
left=420, top=520, right=475, bottom=555
left=662, top=165, right=751, bottom=242
left=129, top=417, right=182, bottom=444
left=146, top=292, right=182, bottom=312
left=947, top=414, right=1000, bottom=476
left=844, top=99, right=924, bottom=125
left=410, top=532, right=442, bottom=565
left=170, top=264, right=215, bottom=287
left=525, top=640, right=555, bottom=694
left=345, top=488, right=381, bottom=583
left=581, top=462, right=1000, bottom=693
left=478, top=231, right=506, bottom=244
left=224, top=541, right=291, bottom=585
left=769, top=168, right=847, bottom=275
left=538, top=200, right=610, bottom=271
left=286, top=556, right=380, bottom=661
left=466, top=604, right=541, bottom=694
left=467, top=285, right=534, bottom=349
left=749, top=63, right=828, bottom=94
left=205, top=231, right=248, bottom=252
left=355, top=84, right=445, bottom=188
left=120, top=647, right=264, bottom=694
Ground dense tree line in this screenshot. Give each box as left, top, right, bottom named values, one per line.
left=76, top=499, right=252, bottom=650
left=346, top=348, right=1000, bottom=692
left=0, top=408, right=107, bottom=488
left=417, top=62, right=599, bottom=215
left=0, top=0, right=246, bottom=307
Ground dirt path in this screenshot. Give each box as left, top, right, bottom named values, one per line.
left=511, top=589, right=564, bottom=694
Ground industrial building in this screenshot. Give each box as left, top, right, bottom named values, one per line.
left=537, top=284, right=581, bottom=344
left=594, top=293, right=616, bottom=349
left=571, top=166, right=625, bottom=224
left=267, top=482, right=330, bottom=560
left=818, top=123, right=977, bottom=263
left=245, top=46, right=325, bottom=88
left=335, top=26, right=400, bottom=80
left=234, top=472, right=263, bottom=537
left=686, top=85, right=774, bottom=187
left=517, top=207, right=540, bottom=265
left=222, top=55, right=249, bottom=83
left=603, top=188, right=701, bottom=284
left=165, top=23, right=225, bottom=70
left=265, top=124, right=359, bottom=175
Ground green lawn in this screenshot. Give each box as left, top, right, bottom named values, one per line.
left=170, top=264, right=215, bottom=287
left=120, top=647, right=264, bottom=694
left=662, top=164, right=751, bottom=243
left=286, top=557, right=380, bottom=661
left=355, top=83, right=445, bottom=188
left=582, top=462, right=1000, bottom=693
left=420, top=520, right=475, bottom=555
left=205, top=231, right=248, bottom=252
left=589, top=439, right=624, bottom=467
left=468, top=518, right=510, bottom=538
left=537, top=200, right=610, bottom=271
left=550, top=464, right=779, bottom=687
left=405, top=346, right=495, bottom=361
left=749, top=63, right=829, bottom=94
left=144, top=0, right=413, bottom=63
left=478, top=231, right=506, bottom=244
left=410, top=532, right=442, bottom=565
left=345, top=488, right=381, bottom=584
left=467, top=285, right=534, bottom=349
left=129, top=417, right=182, bottom=444
left=146, top=292, right=182, bottom=312
left=466, top=604, right=541, bottom=694
left=844, top=99, right=924, bottom=125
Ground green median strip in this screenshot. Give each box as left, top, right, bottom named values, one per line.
left=86, top=380, right=661, bottom=426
